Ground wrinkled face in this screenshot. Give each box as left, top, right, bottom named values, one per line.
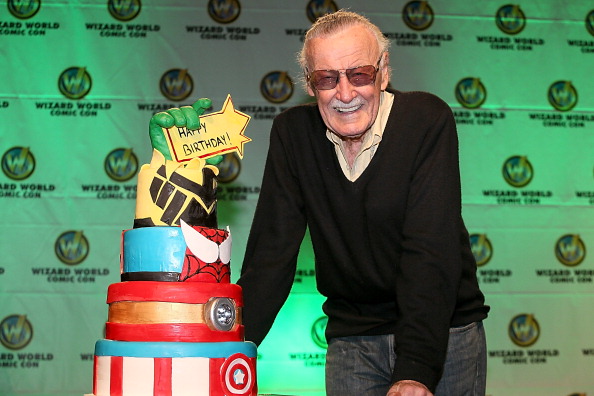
left=306, top=25, right=389, bottom=139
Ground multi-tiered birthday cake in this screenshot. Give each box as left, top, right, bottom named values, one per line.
left=87, top=97, right=256, bottom=396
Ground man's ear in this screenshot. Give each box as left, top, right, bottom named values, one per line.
left=380, top=53, right=390, bottom=91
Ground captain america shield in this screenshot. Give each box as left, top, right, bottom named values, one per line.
left=220, top=353, right=255, bottom=395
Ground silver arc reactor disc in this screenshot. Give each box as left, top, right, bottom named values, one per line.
left=205, top=297, right=236, bottom=331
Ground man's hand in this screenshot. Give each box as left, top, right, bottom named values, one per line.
left=148, top=98, right=213, bottom=161
left=386, top=380, right=433, bottom=396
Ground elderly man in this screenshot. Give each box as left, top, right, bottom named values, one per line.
left=237, top=9, right=489, bottom=396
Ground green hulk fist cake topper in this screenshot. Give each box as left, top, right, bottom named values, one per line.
left=149, top=95, right=251, bottom=165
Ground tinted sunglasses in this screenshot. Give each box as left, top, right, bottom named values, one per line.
left=307, top=57, right=382, bottom=91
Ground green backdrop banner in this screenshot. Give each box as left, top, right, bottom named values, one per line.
left=1, top=1, right=593, bottom=395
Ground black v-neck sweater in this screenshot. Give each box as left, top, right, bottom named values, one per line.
left=238, top=89, right=489, bottom=391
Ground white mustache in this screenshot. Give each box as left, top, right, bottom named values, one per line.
left=330, top=97, right=365, bottom=111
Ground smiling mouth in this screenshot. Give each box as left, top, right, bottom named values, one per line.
left=334, top=104, right=363, bottom=113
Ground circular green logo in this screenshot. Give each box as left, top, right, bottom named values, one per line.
left=208, top=0, right=241, bottom=24
left=495, top=4, right=526, bottom=35
left=108, top=0, right=141, bottom=21
left=402, top=1, right=434, bottom=31
left=260, top=71, right=293, bottom=104
left=7, top=0, right=41, bottom=19
left=548, top=81, right=578, bottom=112
left=555, top=234, right=586, bottom=267
left=508, top=314, right=539, bottom=347
left=105, top=148, right=139, bottom=182
left=305, top=0, right=338, bottom=24
left=0, top=315, right=34, bottom=350
left=470, top=234, right=493, bottom=267
left=502, top=155, right=533, bottom=188
left=455, top=77, right=487, bottom=109
left=1, top=147, right=35, bottom=181
left=58, top=67, right=92, bottom=100
left=311, top=316, right=328, bottom=349
left=55, top=231, right=90, bottom=265
left=160, top=69, right=194, bottom=102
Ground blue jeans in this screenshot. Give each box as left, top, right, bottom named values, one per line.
left=325, top=322, right=486, bottom=396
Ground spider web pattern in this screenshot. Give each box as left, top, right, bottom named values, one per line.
left=180, top=254, right=231, bottom=282
left=180, top=227, right=230, bottom=283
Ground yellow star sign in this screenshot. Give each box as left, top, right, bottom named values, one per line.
left=163, top=94, right=251, bottom=162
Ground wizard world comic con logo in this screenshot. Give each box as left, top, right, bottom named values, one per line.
left=104, top=148, right=139, bottom=182
left=58, top=67, right=92, bottom=100
left=495, top=4, right=526, bottom=35
left=217, top=153, right=242, bottom=184
left=402, top=1, right=434, bottom=31
left=306, top=0, right=339, bottom=23
left=555, top=234, right=586, bottom=267
left=107, top=0, right=141, bottom=22
left=208, top=0, right=241, bottom=24
left=471, top=233, right=513, bottom=285
left=260, top=71, right=293, bottom=104
left=7, top=0, right=41, bottom=19
left=1, top=147, right=35, bottom=181
left=0, top=314, right=33, bottom=350
left=494, top=314, right=559, bottom=365
left=548, top=81, right=578, bottom=112
left=55, top=230, right=90, bottom=266
left=508, top=313, right=539, bottom=347
left=470, top=234, right=493, bottom=267
left=455, top=78, right=487, bottom=109
left=311, top=316, right=328, bottom=349
left=160, top=69, right=194, bottom=102
left=502, top=155, right=533, bottom=188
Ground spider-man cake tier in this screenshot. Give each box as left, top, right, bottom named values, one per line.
left=88, top=101, right=256, bottom=395
left=121, top=223, right=232, bottom=282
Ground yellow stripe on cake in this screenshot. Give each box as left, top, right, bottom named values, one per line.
left=108, top=301, right=243, bottom=326
left=108, top=301, right=206, bottom=324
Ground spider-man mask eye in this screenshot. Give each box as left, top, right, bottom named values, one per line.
left=180, top=219, right=232, bottom=264
left=179, top=220, right=232, bottom=282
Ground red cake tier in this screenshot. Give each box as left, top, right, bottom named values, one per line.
left=105, top=281, right=244, bottom=342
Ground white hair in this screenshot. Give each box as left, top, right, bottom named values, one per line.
left=297, top=9, right=392, bottom=91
